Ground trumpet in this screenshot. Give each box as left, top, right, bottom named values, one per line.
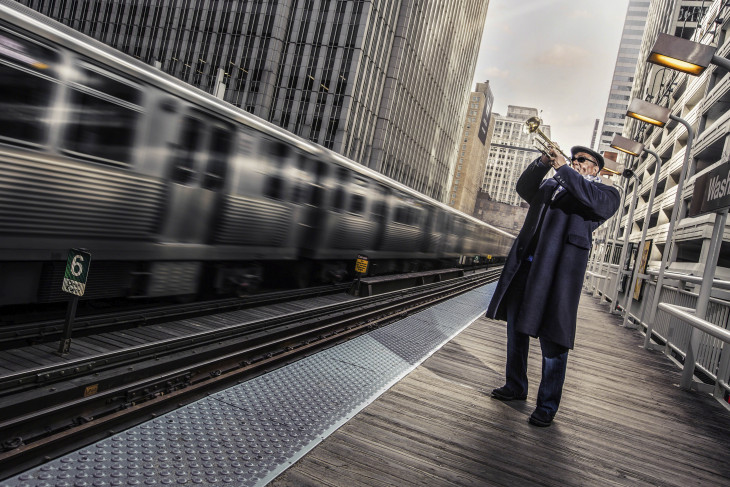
left=525, top=116, right=622, bottom=176
left=524, top=116, right=571, bottom=162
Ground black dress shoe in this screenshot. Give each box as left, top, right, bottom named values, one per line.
left=528, top=408, right=553, bottom=427
left=491, top=386, right=527, bottom=401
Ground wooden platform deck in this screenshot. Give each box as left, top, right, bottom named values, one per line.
left=270, top=292, right=730, bottom=486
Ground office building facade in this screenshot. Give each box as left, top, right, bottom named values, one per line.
left=17, top=0, right=489, bottom=201
left=447, top=81, right=494, bottom=213
left=482, top=105, right=545, bottom=207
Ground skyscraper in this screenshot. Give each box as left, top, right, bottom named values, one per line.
left=597, top=0, right=651, bottom=154
left=590, top=118, right=600, bottom=150
left=18, top=0, right=489, bottom=201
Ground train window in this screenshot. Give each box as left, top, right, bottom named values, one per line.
left=353, top=175, right=369, bottom=187
left=310, top=160, right=327, bottom=207
left=267, top=140, right=290, bottom=159
left=331, top=167, right=348, bottom=211
left=408, top=208, right=420, bottom=226
left=291, top=155, right=318, bottom=205
left=331, top=186, right=345, bottom=211
left=64, top=68, right=142, bottom=165
left=203, top=125, right=232, bottom=191
left=372, top=185, right=387, bottom=221
left=0, top=31, right=60, bottom=146
left=395, top=206, right=408, bottom=224
left=289, top=155, right=305, bottom=203
left=79, top=67, right=141, bottom=104
left=171, top=116, right=202, bottom=184
left=264, top=176, right=284, bottom=200
left=264, top=157, right=284, bottom=200
left=0, top=31, right=58, bottom=69
left=406, top=208, right=415, bottom=225
left=350, top=194, right=365, bottom=214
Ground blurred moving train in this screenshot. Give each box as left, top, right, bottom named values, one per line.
left=0, top=1, right=514, bottom=308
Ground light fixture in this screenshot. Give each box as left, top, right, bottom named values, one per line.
left=626, top=99, right=671, bottom=127
left=610, top=134, right=645, bottom=157
left=648, top=32, right=730, bottom=75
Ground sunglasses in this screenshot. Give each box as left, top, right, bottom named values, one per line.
left=571, top=156, right=598, bottom=167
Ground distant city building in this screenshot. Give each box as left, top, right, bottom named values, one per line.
left=590, top=118, right=600, bottom=150
left=597, top=0, right=651, bottom=154
left=473, top=191, right=527, bottom=236
left=18, top=0, right=490, bottom=201
left=447, top=81, right=494, bottom=213
left=482, top=105, right=545, bottom=207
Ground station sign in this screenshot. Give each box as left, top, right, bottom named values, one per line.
left=355, top=254, right=369, bottom=274
left=689, top=161, right=730, bottom=216
left=61, top=248, right=91, bottom=297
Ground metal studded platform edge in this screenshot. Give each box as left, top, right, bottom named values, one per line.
left=2, top=283, right=496, bottom=487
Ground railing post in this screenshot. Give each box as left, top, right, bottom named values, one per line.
left=680, top=209, right=727, bottom=390
left=715, top=343, right=730, bottom=401
left=611, top=182, right=639, bottom=312
left=644, top=117, right=694, bottom=349
left=622, top=149, right=661, bottom=328
left=664, top=286, right=675, bottom=356
left=636, top=275, right=650, bottom=331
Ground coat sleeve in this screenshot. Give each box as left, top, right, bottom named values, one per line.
left=516, top=157, right=551, bottom=203
left=552, top=165, right=620, bottom=221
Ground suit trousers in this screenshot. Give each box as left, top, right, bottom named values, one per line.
left=503, top=260, right=569, bottom=417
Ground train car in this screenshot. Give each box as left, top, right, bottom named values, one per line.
left=0, top=1, right=514, bottom=309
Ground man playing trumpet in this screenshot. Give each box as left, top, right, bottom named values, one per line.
left=485, top=143, right=620, bottom=427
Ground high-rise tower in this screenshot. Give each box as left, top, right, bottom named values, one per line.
left=597, top=0, right=651, bottom=154
left=18, top=0, right=489, bottom=201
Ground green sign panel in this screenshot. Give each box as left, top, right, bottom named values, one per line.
left=61, top=248, right=91, bottom=297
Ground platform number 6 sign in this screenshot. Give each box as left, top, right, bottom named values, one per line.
left=62, top=248, right=91, bottom=297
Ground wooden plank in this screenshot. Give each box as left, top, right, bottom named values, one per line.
left=270, top=292, right=730, bottom=486
left=2, top=350, right=43, bottom=369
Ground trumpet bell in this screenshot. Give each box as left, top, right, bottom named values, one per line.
left=523, top=116, right=571, bottom=162
left=524, top=116, right=542, bottom=134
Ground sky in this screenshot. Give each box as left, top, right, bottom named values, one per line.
left=473, top=0, right=631, bottom=151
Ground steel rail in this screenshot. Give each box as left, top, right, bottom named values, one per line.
left=0, top=283, right=352, bottom=347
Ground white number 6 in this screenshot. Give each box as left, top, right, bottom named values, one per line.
left=71, top=255, right=85, bottom=277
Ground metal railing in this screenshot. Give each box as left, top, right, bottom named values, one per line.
left=584, top=265, right=730, bottom=411
left=583, top=241, right=623, bottom=302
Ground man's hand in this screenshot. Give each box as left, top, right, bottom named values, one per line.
left=551, top=149, right=568, bottom=170
left=541, top=146, right=567, bottom=170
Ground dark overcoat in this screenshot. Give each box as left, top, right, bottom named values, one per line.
left=485, top=158, right=620, bottom=349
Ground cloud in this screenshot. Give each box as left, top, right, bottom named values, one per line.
left=535, top=44, right=591, bottom=67
left=569, top=9, right=592, bottom=19
left=480, top=66, right=510, bottom=79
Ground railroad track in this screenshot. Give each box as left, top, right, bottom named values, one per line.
left=0, top=269, right=500, bottom=480
left=0, top=283, right=351, bottom=349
